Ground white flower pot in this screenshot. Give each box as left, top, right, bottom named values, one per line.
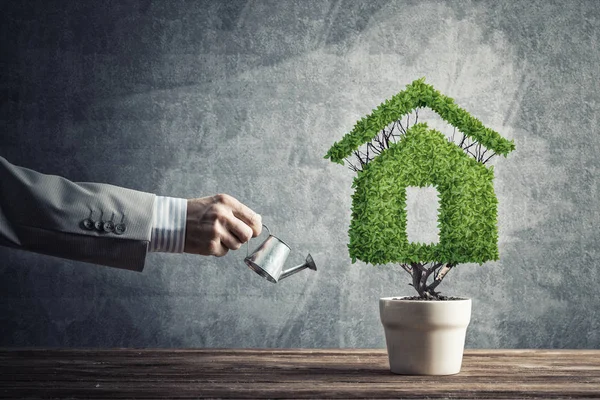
left=379, top=297, right=472, bottom=375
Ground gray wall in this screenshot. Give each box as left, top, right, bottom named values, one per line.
left=1, top=0, right=599, bottom=349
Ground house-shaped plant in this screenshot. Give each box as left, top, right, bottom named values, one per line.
left=325, top=78, right=515, bottom=299
left=325, top=78, right=515, bottom=375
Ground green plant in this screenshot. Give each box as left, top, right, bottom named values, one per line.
left=325, top=78, right=515, bottom=299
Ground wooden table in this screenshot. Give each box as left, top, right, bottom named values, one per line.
left=1, top=349, right=599, bottom=399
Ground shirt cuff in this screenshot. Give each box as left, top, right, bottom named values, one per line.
left=149, top=196, right=187, bottom=253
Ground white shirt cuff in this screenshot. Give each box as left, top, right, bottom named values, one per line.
left=149, top=196, right=187, bottom=253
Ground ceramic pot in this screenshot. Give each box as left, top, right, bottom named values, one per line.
left=379, top=297, right=472, bottom=375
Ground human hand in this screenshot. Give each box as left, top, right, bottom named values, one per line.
left=184, top=194, right=262, bottom=257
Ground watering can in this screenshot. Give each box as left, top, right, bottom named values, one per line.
left=244, top=225, right=317, bottom=283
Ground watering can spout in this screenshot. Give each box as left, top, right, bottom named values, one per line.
left=279, top=254, right=317, bottom=281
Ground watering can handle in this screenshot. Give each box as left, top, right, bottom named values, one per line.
left=246, top=224, right=271, bottom=257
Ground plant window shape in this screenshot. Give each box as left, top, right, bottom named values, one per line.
left=405, top=186, right=440, bottom=245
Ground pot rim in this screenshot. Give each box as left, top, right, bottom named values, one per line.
left=380, top=296, right=471, bottom=302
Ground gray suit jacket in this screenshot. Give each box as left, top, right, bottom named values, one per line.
left=0, top=156, right=155, bottom=271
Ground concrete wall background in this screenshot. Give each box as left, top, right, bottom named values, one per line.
left=1, top=0, right=599, bottom=348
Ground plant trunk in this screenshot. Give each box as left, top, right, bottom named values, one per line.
left=406, top=262, right=455, bottom=299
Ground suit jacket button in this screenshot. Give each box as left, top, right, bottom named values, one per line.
left=103, top=221, right=115, bottom=233
left=82, top=219, right=94, bottom=230
left=114, top=223, right=126, bottom=235
left=94, top=220, right=104, bottom=231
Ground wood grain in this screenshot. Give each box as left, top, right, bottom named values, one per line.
left=1, top=349, right=599, bottom=399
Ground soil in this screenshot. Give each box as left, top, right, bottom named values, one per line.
left=392, top=296, right=466, bottom=301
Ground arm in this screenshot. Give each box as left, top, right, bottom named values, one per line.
left=0, top=156, right=154, bottom=271
left=0, top=156, right=263, bottom=271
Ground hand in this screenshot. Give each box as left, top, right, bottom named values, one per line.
left=184, top=194, right=262, bottom=257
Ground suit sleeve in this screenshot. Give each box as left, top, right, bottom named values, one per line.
left=0, top=156, right=156, bottom=271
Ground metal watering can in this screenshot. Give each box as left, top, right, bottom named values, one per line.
left=244, top=225, right=317, bottom=283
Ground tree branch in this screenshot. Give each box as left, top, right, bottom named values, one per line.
left=482, top=153, right=497, bottom=164
left=426, top=263, right=455, bottom=293
left=479, top=148, right=488, bottom=163
left=397, top=120, right=407, bottom=135
left=400, top=263, right=412, bottom=276
left=459, top=133, right=467, bottom=148
left=463, top=140, right=478, bottom=151
left=345, top=158, right=359, bottom=172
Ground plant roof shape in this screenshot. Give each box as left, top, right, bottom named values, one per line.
left=325, top=78, right=515, bottom=164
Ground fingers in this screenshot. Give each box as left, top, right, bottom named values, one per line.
left=209, top=221, right=245, bottom=256
left=207, top=239, right=229, bottom=257
left=225, top=215, right=254, bottom=244
left=215, top=194, right=262, bottom=237
left=219, top=226, right=244, bottom=252
left=205, top=222, right=237, bottom=257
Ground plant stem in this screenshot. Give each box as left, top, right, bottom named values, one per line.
left=404, top=262, right=455, bottom=299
